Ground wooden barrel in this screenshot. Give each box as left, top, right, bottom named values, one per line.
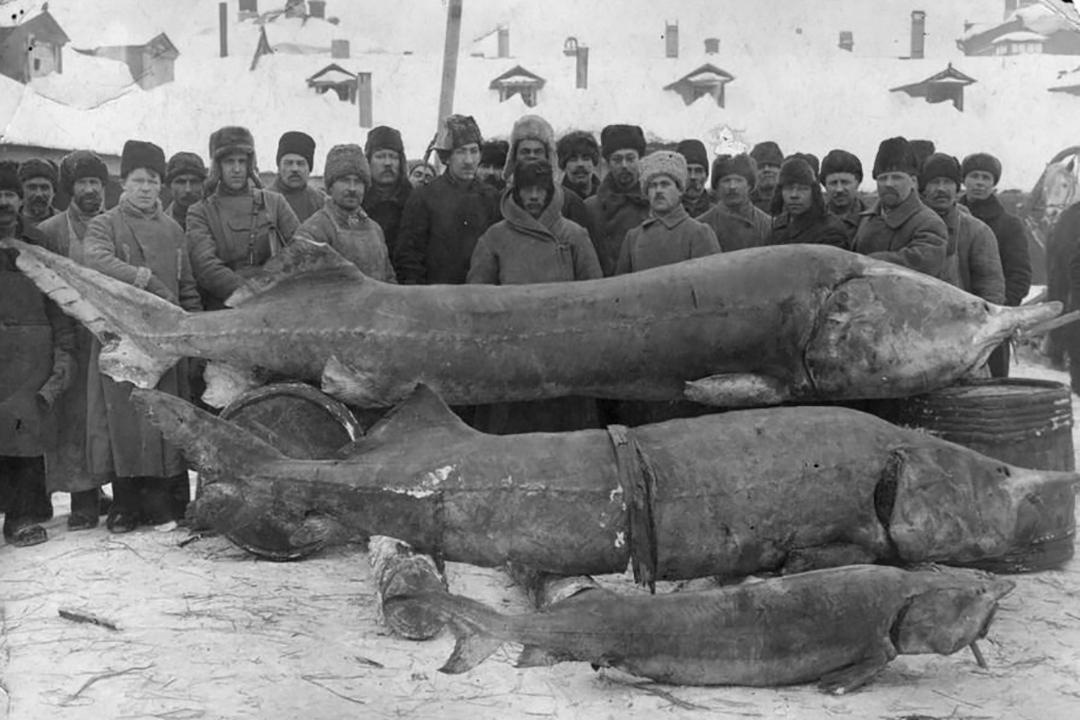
left=880, top=379, right=1075, bottom=472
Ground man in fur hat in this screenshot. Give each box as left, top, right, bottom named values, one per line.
left=18, top=158, right=58, bottom=227
left=502, top=115, right=592, bottom=233
left=395, top=114, right=500, bottom=285
left=362, top=126, right=413, bottom=270
left=920, top=152, right=1005, bottom=306
left=0, top=159, right=77, bottom=546
left=477, top=140, right=509, bottom=191
left=749, top=141, right=783, bottom=213
left=187, top=125, right=300, bottom=309
left=697, top=153, right=772, bottom=253
left=37, top=150, right=112, bottom=530
left=820, top=149, right=866, bottom=243
left=852, top=136, right=948, bottom=278
left=960, top=152, right=1031, bottom=378
left=676, top=139, right=714, bottom=217
left=164, top=152, right=208, bottom=231
left=295, top=144, right=394, bottom=282
left=766, top=157, right=849, bottom=249
left=81, top=139, right=202, bottom=533
left=557, top=131, right=601, bottom=200
left=583, top=124, right=651, bottom=276
left=272, top=131, right=325, bottom=223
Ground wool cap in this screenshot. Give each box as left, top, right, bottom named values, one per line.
left=639, top=150, right=688, bottom=192
left=0, top=160, right=22, bottom=197
left=600, top=124, right=646, bottom=160
left=210, top=126, right=256, bottom=161
left=919, top=153, right=962, bottom=189
left=166, top=152, right=208, bottom=184
left=120, top=140, right=167, bottom=180
left=513, top=158, right=555, bottom=193
left=364, top=126, right=405, bottom=158
left=909, top=139, right=936, bottom=173
left=480, top=140, right=509, bottom=168
left=276, top=131, right=316, bottom=168
left=961, top=152, right=1002, bottom=185
left=750, top=141, right=783, bottom=168
left=778, top=157, right=818, bottom=188
left=556, top=130, right=600, bottom=169
left=59, top=150, right=109, bottom=195
left=17, top=157, right=57, bottom=186
left=433, top=114, right=483, bottom=153
left=323, top=144, right=370, bottom=189
left=676, top=139, right=709, bottom=170
left=872, top=137, right=918, bottom=178
left=710, top=153, right=757, bottom=190
left=820, top=149, right=863, bottom=183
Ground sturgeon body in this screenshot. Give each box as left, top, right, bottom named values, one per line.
left=133, top=387, right=1077, bottom=580
left=390, top=565, right=1014, bottom=693
left=4, top=238, right=1062, bottom=409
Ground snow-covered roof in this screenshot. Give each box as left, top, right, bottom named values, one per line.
left=29, top=51, right=137, bottom=109
left=992, top=31, right=1049, bottom=44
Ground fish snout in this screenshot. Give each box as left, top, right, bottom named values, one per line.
left=892, top=568, right=1014, bottom=656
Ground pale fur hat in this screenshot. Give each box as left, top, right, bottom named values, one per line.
left=639, top=150, right=688, bottom=193
left=502, top=114, right=558, bottom=181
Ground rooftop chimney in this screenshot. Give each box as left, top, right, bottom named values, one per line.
left=575, top=46, right=588, bottom=89
left=704, top=37, right=719, bottom=54
left=665, top=21, right=679, bottom=58
left=839, top=31, right=853, bottom=52
left=309, top=0, right=326, bottom=19
left=331, top=39, right=349, bottom=58
left=357, top=72, right=372, bottom=128
left=238, top=0, right=258, bottom=20
left=219, top=2, right=228, bottom=57
left=910, top=10, right=926, bottom=59
left=497, top=25, right=510, bottom=58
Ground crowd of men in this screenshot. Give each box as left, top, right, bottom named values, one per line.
left=0, top=111, right=1035, bottom=547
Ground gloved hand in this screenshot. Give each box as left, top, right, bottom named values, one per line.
left=145, top=275, right=178, bottom=304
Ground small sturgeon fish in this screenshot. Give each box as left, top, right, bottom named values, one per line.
left=389, top=565, right=1014, bottom=693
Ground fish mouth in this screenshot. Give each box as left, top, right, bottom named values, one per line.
left=956, top=528, right=1076, bottom=573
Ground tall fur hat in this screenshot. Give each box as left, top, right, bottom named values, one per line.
left=710, top=153, right=757, bottom=190
left=778, top=157, right=817, bottom=188
left=17, top=157, right=57, bottom=187
left=909, top=139, right=936, bottom=173
left=872, top=137, right=918, bottom=178
left=166, top=152, right=208, bottom=184
left=276, top=131, right=316, bottom=168
left=323, top=144, right=370, bottom=189
left=820, top=149, right=863, bottom=183
left=364, top=126, right=405, bottom=158
left=0, top=160, right=22, bottom=197
left=676, top=139, right=709, bottom=170
left=503, top=114, right=557, bottom=181
left=750, top=141, right=783, bottom=168
left=210, top=126, right=256, bottom=161
left=120, top=140, right=167, bottom=180
left=787, top=152, right=819, bottom=178
left=919, top=152, right=962, bottom=189
left=556, top=130, right=600, bottom=169
left=639, top=150, right=688, bottom=192
left=480, top=140, right=509, bottom=168
left=433, top=114, right=483, bottom=153
left=59, top=150, right=109, bottom=195
left=961, top=153, right=1002, bottom=185
left=600, top=124, right=646, bottom=160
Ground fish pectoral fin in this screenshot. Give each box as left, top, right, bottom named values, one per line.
left=516, top=645, right=561, bottom=668
left=288, top=514, right=343, bottom=550
left=817, top=645, right=893, bottom=695
left=440, top=633, right=503, bottom=674
left=782, top=544, right=880, bottom=575
left=683, top=374, right=789, bottom=408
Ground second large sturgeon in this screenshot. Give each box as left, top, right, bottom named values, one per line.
left=5, top=238, right=1061, bottom=408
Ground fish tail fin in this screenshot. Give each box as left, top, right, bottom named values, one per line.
left=131, top=389, right=285, bottom=474
left=7, top=238, right=187, bottom=388
left=384, top=591, right=506, bottom=674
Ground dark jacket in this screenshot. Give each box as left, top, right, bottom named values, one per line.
left=852, top=190, right=948, bottom=278
left=362, top=177, right=412, bottom=275
left=562, top=173, right=600, bottom=200
left=767, top=209, right=850, bottom=250
left=394, top=171, right=501, bottom=285
left=750, top=186, right=774, bottom=214
left=960, top=193, right=1032, bottom=306
left=1052, top=202, right=1080, bottom=310
left=681, top=189, right=715, bottom=218
left=696, top=202, right=772, bottom=253
left=829, top=196, right=868, bottom=244
left=295, top=202, right=395, bottom=282
left=165, top=201, right=191, bottom=231
left=615, top=204, right=721, bottom=274
left=939, top=205, right=1006, bottom=304
left=271, top=178, right=326, bottom=223
left=583, top=175, right=651, bottom=276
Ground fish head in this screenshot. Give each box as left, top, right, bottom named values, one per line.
left=804, top=264, right=1061, bottom=399
left=880, top=443, right=1077, bottom=571
left=891, top=565, right=1014, bottom=656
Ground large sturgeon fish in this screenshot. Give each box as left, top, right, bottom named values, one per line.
left=133, top=386, right=1077, bottom=581
left=3, top=238, right=1061, bottom=409
left=390, top=565, right=1014, bottom=693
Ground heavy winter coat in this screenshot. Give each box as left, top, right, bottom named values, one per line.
left=681, top=189, right=715, bottom=218
left=583, top=175, right=651, bottom=276
left=829, top=196, right=868, bottom=244
left=766, top=209, right=850, bottom=249
left=394, top=172, right=501, bottom=285
left=939, top=205, right=1006, bottom=304
left=362, top=175, right=412, bottom=274
left=615, top=204, right=721, bottom=274
left=271, top=178, right=326, bottom=223
left=294, top=203, right=396, bottom=282
left=960, top=193, right=1032, bottom=306
left=696, top=202, right=772, bottom=253
left=187, top=185, right=300, bottom=308
left=83, top=197, right=201, bottom=478
left=852, top=190, right=948, bottom=278
left=562, top=173, right=600, bottom=200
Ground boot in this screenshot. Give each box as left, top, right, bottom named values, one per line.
left=4, top=457, right=49, bottom=546
left=140, top=476, right=174, bottom=527
left=169, top=472, right=192, bottom=524
left=106, top=478, right=140, bottom=533
left=68, top=489, right=100, bottom=530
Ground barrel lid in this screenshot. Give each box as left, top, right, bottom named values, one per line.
left=928, top=378, right=1070, bottom=399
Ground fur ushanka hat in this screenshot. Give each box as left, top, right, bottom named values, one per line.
left=639, top=150, right=688, bottom=192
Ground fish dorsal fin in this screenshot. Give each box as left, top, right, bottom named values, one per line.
left=361, top=384, right=475, bottom=447
left=226, top=237, right=364, bottom=307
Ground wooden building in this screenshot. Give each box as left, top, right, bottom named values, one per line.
left=0, top=9, right=69, bottom=84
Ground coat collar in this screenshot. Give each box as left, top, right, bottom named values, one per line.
left=960, top=192, right=1004, bottom=221
left=866, top=189, right=925, bottom=228
left=643, top=203, right=690, bottom=230
left=500, top=184, right=566, bottom=240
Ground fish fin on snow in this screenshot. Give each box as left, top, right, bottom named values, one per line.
left=817, top=646, right=893, bottom=695
left=131, top=389, right=286, bottom=474
left=683, top=373, right=789, bottom=408
left=226, top=237, right=365, bottom=307
left=4, top=238, right=185, bottom=389
left=354, top=384, right=475, bottom=449
left=382, top=590, right=506, bottom=674
left=515, top=645, right=560, bottom=668
left=320, top=355, right=395, bottom=408
left=441, top=634, right=504, bottom=675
